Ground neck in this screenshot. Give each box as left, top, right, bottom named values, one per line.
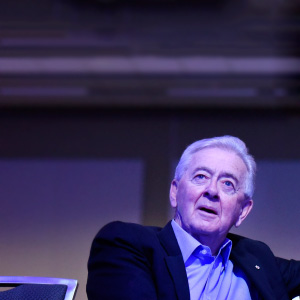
left=192, top=233, right=226, bottom=256
left=173, top=217, right=226, bottom=256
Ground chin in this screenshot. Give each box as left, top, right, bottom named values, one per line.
left=191, top=225, right=217, bottom=236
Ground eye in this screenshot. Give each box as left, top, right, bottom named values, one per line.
left=224, top=180, right=233, bottom=187
left=222, top=180, right=236, bottom=193
left=192, top=173, right=208, bottom=184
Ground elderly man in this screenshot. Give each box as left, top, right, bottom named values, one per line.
left=87, top=135, right=300, bottom=300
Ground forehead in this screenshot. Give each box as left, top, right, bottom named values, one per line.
left=187, top=147, right=247, bottom=177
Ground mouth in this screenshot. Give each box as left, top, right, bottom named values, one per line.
left=199, top=207, right=218, bottom=215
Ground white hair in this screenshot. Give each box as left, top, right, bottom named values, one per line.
left=174, top=135, right=256, bottom=199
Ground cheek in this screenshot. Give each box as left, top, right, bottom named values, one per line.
left=177, top=185, right=193, bottom=201
left=176, top=184, right=205, bottom=210
left=176, top=192, right=196, bottom=212
left=221, top=196, right=241, bottom=216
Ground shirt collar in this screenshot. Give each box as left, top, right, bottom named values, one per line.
left=171, top=219, right=232, bottom=268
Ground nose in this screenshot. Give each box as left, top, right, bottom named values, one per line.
left=203, top=180, right=219, bottom=201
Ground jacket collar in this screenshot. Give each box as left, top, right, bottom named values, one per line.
left=157, top=223, right=288, bottom=300
left=157, top=221, right=190, bottom=300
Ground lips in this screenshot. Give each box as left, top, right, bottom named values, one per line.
left=199, top=206, right=218, bottom=215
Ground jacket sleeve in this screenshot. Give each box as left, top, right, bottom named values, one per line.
left=86, top=221, right=158, bottom=300
left=276, top=257, right=300, bottom=299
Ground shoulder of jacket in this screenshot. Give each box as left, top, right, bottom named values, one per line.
left=228, top=232, right=273, bottom=252
left=97, top=220, right=162, bottom=239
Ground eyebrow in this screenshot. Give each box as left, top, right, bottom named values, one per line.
left=219, top=172, right=239, bottom=184
left=191, top=167, right=213, bottom=176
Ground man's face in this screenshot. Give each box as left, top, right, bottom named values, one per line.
left=170, top=147, right=253, bottom=243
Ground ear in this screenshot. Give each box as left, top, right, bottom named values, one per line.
left=235, top=199, right=253, bottom=228
left=169, top=180, right=178, bottom=208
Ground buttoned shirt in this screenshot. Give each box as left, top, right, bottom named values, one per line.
left=171, top=220, right=256, bottom=300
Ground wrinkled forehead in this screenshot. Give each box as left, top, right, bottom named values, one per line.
left=188, top=147, right=248, bottom=178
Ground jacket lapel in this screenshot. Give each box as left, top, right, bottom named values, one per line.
left=158, top=222, right=190, bottom=300
left=230, top=250, right=275, bottom=300
left=229, top=234, right=289, bottom=300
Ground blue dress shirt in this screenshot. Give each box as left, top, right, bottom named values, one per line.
left=171, top=220, right=255, bottom=300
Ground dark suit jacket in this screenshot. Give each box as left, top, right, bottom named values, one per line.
left=87, top=221, right=300, bottom=300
